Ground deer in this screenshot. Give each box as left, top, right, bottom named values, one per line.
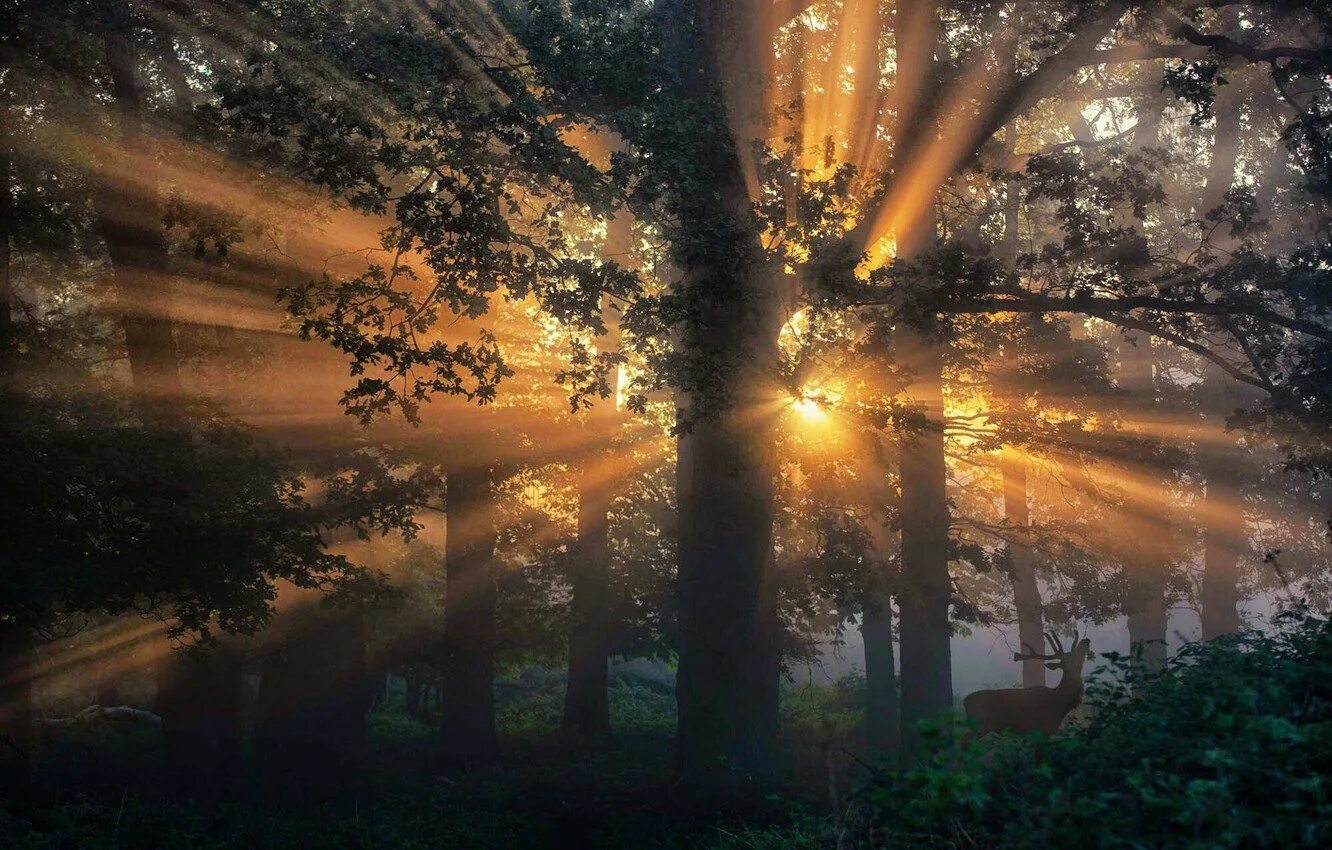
left=962, top=630, right=1092, bottom=739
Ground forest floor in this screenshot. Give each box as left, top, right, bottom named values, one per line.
left=2, top=672, right=860, bottom=849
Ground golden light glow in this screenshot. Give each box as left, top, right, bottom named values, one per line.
left=793, top=394, right=828, bottom=421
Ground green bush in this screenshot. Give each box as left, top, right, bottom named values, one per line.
left=853, top=607, right=1332, bottom=849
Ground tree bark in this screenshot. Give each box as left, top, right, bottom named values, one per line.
left=674, top=364, right=780, bottom=784
left=253, top=612, right=372, bottom=803
left=1197, top=70, right=1245, bottom=641
left=1200, top=450, right=1243, bottom=640
left=1121, top=334, right=1171, bottom=673
left=1116, top=94, right=1171, bottom=673
left=861, top=589, right=898, bottom=754
left=158, top=645, right=244, bottom=802
left=438, top=466, right=499, bottom=765
left=93, top=12, right=181, bottom=405
left=661, top=0, right=785, bottom=789
left=872, top=0, right=954, bottom=759
left=1001, top=449, right=1045, bottom=686
left=560, top=195, right=633, bottom=744
left=896, top=327, right=953, bottom=752
left=561, top=460, right=613, bottom=743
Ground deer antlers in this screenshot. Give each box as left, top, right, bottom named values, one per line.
left=1014, top=630, right=1081, bottom=662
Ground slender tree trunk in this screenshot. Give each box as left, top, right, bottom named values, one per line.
left=1121, top=335, right=1170, bottom=673
left=1119, top=94, right=1170, bottom=673
left=848, top=0, right=886, bottom=171
left=861, top=590, right=898, bottom=754
left=1199, top=367, right=1246, bottom=640
left=1200, top=454, right=1243, bottom=640
left=1001, top=449, right=1045, bottom=685
left=561, top=196, right=633, bottom=743
left=887, top=0, right=954, bottom=756
left=93, top=13, right=181, bottom=405
left=1197, top=68, right=1245, bottom=641
left=438, top=466, right=499, bottom=765
left=996, top=119, right=1044, bottom=684
left=561, top=460, right=613, bottom=743
left=896, top=327, right=953, bottom=752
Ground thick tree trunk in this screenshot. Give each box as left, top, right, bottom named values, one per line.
left=674, top=376, right=779, bottom=784
left=861, top=591, right=898, bottom=754
left=158, top=646, right=244, bottom=802
left=1001, top=449, right=1044, bottom=686
left=438, top=466, right=499, bottom=765
left=253, top=612, right=371, bottom=803
left=561, top=460, right=613, bottom=743
left=662, top=0, right=784, bottom=789
left=896, top=329, right=953, bottom=752
left=94, top=14, right=181, bottom=405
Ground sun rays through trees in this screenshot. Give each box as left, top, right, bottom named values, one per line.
left=3, top=0, right=1332, bottom=845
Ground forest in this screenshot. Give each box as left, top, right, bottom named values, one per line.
left=2, top=0, right=1332, bottom=847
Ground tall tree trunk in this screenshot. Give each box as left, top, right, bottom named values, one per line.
left=561, top=460, right=613, bottom=743
left=1197, top=67, right=1245, bottom=641
left=438, top=466, right=499, bottom=764
left=560, top=197, right=632, bottom=743
left=1200, top=449, right=1243, bottom=640
left=1001, top=449, right=1045, bottom=685
left=404, top=666, right=425, bottom=719
left=1120, top=94, right=1170, bottom=673
left=861, top=589, right=898, bottom=754
left=848, top=0, right=887, bottom=171
left=664, top=0, right=784, bottom=788
left=887, top=0, right=954, bottom=756
left=1199, top=364, right=1246, bottom=640
left=674, top=358, right=780, bottom=783
left=93, top=12, right=181, bottom=405
left=253, top=612, right=372, bottom=803
left=996, top=120, right=1044, bottom=685
left=896, top=327, right=953, bottom=752
left=158, top=645, right=244, bottom=802
left=1121, top=334, right=1170, bottom=673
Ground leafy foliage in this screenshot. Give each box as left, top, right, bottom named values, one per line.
left=850, top=607, right=1332, bottom=849
left=0, top=393, right=378, bottom=641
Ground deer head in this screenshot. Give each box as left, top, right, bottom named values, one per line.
left=963, top=630, right=1093, bottom=738
left=1014, top=630, right=1093, bottom=687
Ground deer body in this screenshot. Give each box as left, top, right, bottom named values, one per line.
left=963, top=633, right=1091, bottom=738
